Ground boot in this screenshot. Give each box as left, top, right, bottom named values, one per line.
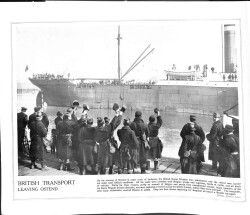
left=58, top=162, right=64, bottom=171
left=41, top=162, right=48, bottom=171
left=154, top=161, right=159, bottom=170
left=65, top=163, right=74, bottom=171
left=109, top=166, right=113, bottom=175
left=104, top=168, right=110, bottom=175
left=30, top=161, right=37, bottom=169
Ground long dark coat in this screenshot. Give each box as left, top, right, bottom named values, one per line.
left=17, top=112, right=28, bottom=153
left=29, top=119, right=48, bottom=162
left=54, top=116, right=63, bottom=129
left=117, top=126, right=139, bottom=168
left=182, top=132, right=201, bottom=174
left=57, top=119, right=75, bottom=161
left=130, top=117, right=149, bottom=166
left=180, top=122, right=205, bottom=162
left=206, top=120, right=224, bottom=161
left=95, top=115, right=122, bottom=168
left=218, top=134, right=240, bottom=177
left=78, top=125, right=96, bottom=166
left=148, top=116, right=163, bottom=160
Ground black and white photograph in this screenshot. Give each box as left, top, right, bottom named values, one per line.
left=15, top=20, right=240, bottom=178
left=2, top=2, right=250, bottom=215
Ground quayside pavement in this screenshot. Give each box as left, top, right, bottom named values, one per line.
left=18, top=151, right=217, bottom=177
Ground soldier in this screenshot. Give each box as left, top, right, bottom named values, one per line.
left=95, top=104, right=123, bottom=175
left=29, top=112, right=48, bottom=170
left=206, top=112, right=224, bottom=171
left=78, top=118, right=96, bottom=175
left=28, top=106, right=49, bottom=131
left=57, top=112, right=75, bottom=171
left=147, top=108, right=163, bottom=170
left=182, top=122, right=201, bottom=174
left=179, top=115, right=205, bottom=173
left=218, top=125, right=240, bottom=177
left=53, top=111, right=63, bottom=156
left=17, top=107, right=29, bottom=158
left=117, top=117, right=139, bottom=174
left=130, top=110, right=149, bottom=174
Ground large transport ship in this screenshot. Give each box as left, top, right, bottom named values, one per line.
left=28, top=25, right=239, bottom=116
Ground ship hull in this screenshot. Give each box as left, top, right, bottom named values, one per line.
left=29, top=79, right=238, bottom=115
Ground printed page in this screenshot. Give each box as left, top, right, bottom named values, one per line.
left=1, top=1, right=250, bottom=215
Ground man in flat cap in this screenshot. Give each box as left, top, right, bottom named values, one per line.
left=17, top=107, right=29, bottom=158
left=147, top=109, right=163, bottom=170
left=29, top=112, right=48, bottom=170
left=206, top=112, right=224, bottom=172
left=117, top=117, right=139, bottom=174
left=94, top=104, right=124, bottom=175
left=130, top=110, right=149, bottom=174
left=217, top=125, right=240, bottom=177
left=179, top=115, right=205, bottom=173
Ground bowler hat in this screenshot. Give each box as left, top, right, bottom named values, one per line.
left=213, top=112, right=220, bottom=118
left=82, top=103, right=90, bottom=111
left=112, top=103, right=120, bottom=111
left=72, top=100, right=79, bottom=106
left=135, top=111, right=142, bottom=117
left=224, top=124, right=234, bottom=133
left=149, top=115, right=155, bottom=122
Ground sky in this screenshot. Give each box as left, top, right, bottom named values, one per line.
left=12, top=20, right=239, bottom=83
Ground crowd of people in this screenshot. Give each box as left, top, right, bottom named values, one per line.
left=76, top=80, right=156, bottom=89
left=17, top=103, right=240, bottom=177
left=178, top=113, right=240, bottom=177
left=17, top=102, right=163, bottom=175
left=32, top=73, right=64, bottom=80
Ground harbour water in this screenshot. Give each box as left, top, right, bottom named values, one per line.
left=17, top=92, right=213, bottom=163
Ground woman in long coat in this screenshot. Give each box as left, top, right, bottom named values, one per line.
left=117, top=118, right=139, bottom=174
left=95, top=110, right=123, bottom=175
left=78, top=118, right=96, bottom=175
left=57, top=112, right=75, bottom=171
left=29, top=112, right=48, bottom=170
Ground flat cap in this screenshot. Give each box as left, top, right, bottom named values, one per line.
left=34, top=106, right=42, bottom=112
left=21, top=107, right=27, bottom=111
left=135, top=111, right=142, bottom=117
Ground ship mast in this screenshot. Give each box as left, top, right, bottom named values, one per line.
left=117, top=26, right=122, bottom=82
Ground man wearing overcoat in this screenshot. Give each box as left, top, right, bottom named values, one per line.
left=29, top=112, right=48, bottom=170
left=130, top=111, right=149, bottom=173
left=17, top=107, right=28, bottom=158
left=206, top=112, right=224, bottom=171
